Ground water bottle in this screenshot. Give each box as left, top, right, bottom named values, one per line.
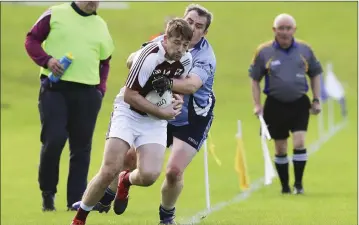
left=48, top=53, right=74, bottom=83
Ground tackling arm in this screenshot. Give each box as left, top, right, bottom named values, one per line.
left=172, top=74, right=203, bottom=94
left=172, top=56, right=211, bottom=95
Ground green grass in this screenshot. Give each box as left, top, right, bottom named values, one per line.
left=1, top=2, right=357, bottom=225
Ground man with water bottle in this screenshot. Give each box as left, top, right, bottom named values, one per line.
left=25, top=1, right=114, bottom=211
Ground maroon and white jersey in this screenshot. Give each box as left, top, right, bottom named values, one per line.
left=115, top=41, right=192, bottom=121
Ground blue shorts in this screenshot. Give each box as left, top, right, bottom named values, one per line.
left=167, top=115, right=214, bottom=151
left=167, top=94, right=215, bottom=151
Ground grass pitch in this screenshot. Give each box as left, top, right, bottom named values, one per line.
left=1, top=2, right=357, bottom=225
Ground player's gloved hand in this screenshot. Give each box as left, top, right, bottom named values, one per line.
left=152, top=75, right=173, bottom=97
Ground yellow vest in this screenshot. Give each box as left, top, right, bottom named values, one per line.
left=40, top=3, right=114, bottom=85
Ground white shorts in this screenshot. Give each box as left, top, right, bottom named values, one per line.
left=106, top=105, right=167, bottom=149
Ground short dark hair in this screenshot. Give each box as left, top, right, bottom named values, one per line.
left=184, top=4, right=213, bottom=31
left=165, top=18, right=193, bottom=42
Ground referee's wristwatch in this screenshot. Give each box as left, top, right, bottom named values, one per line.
left=312, top=98, right=320, bottom=103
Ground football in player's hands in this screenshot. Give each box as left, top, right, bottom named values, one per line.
left=145, top=89, right=172, bottom=108
left=145, top=90, right=183, bottom=120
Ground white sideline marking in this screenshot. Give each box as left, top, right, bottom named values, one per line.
left=181, top=120, right=347, bottom=225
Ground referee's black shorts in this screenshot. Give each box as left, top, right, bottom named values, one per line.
left=263, top=95, right=311, bottom=140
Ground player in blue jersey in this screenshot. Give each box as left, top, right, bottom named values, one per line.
left=72, top=4, right=216, bottom=225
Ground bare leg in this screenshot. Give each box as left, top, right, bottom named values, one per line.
left=108, top=147, right=137, bottom=192
left=113, top=143, right=166, bottom=215
left=71, top=138, right=129, bottom=223
left=128, top=144, right=165, bottom=186
left=160, top=138, right=197, bottom=221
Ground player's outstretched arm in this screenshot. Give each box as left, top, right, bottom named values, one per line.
left=171, top=53, right=202, bottom=94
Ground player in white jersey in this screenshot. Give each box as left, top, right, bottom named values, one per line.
left=117, top=5, right=216, bottom=225
left=70, top=18, right=193, bottom=225
left=72, top=5, right=216, bottom=225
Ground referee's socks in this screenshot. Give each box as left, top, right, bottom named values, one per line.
left=292, top=148, right=307, bottom=188
left=274, top=154, right=289, bottom=192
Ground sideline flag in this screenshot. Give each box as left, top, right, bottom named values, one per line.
left=325, top=63, right=347, bottom=117
left=320, top=73, right=329, bottom=102
left=235, top=120, right=250, bottom=191
left=208, top=131, right=222, bottom=166
left=259, top=115, right=276, bottom=185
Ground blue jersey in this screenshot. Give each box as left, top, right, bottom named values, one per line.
left=149, top=36, right=217, bottom=126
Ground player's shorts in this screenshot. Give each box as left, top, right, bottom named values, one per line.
left=167, top=93, right=215, bottom=151
left=106, top=105, right=167, bottom=148
left=263, top=94, right=311, bottom=140
left=166, top=115, right=213, bottom=151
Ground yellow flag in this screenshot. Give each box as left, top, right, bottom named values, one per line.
left=235, top=121, right=250, bottom=190
left=208, top=131, right=222, bottom=166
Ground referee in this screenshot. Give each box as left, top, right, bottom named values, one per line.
left=25, top=2, right=114, bottom=211
left=249, top=14, right=322, bottom=194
